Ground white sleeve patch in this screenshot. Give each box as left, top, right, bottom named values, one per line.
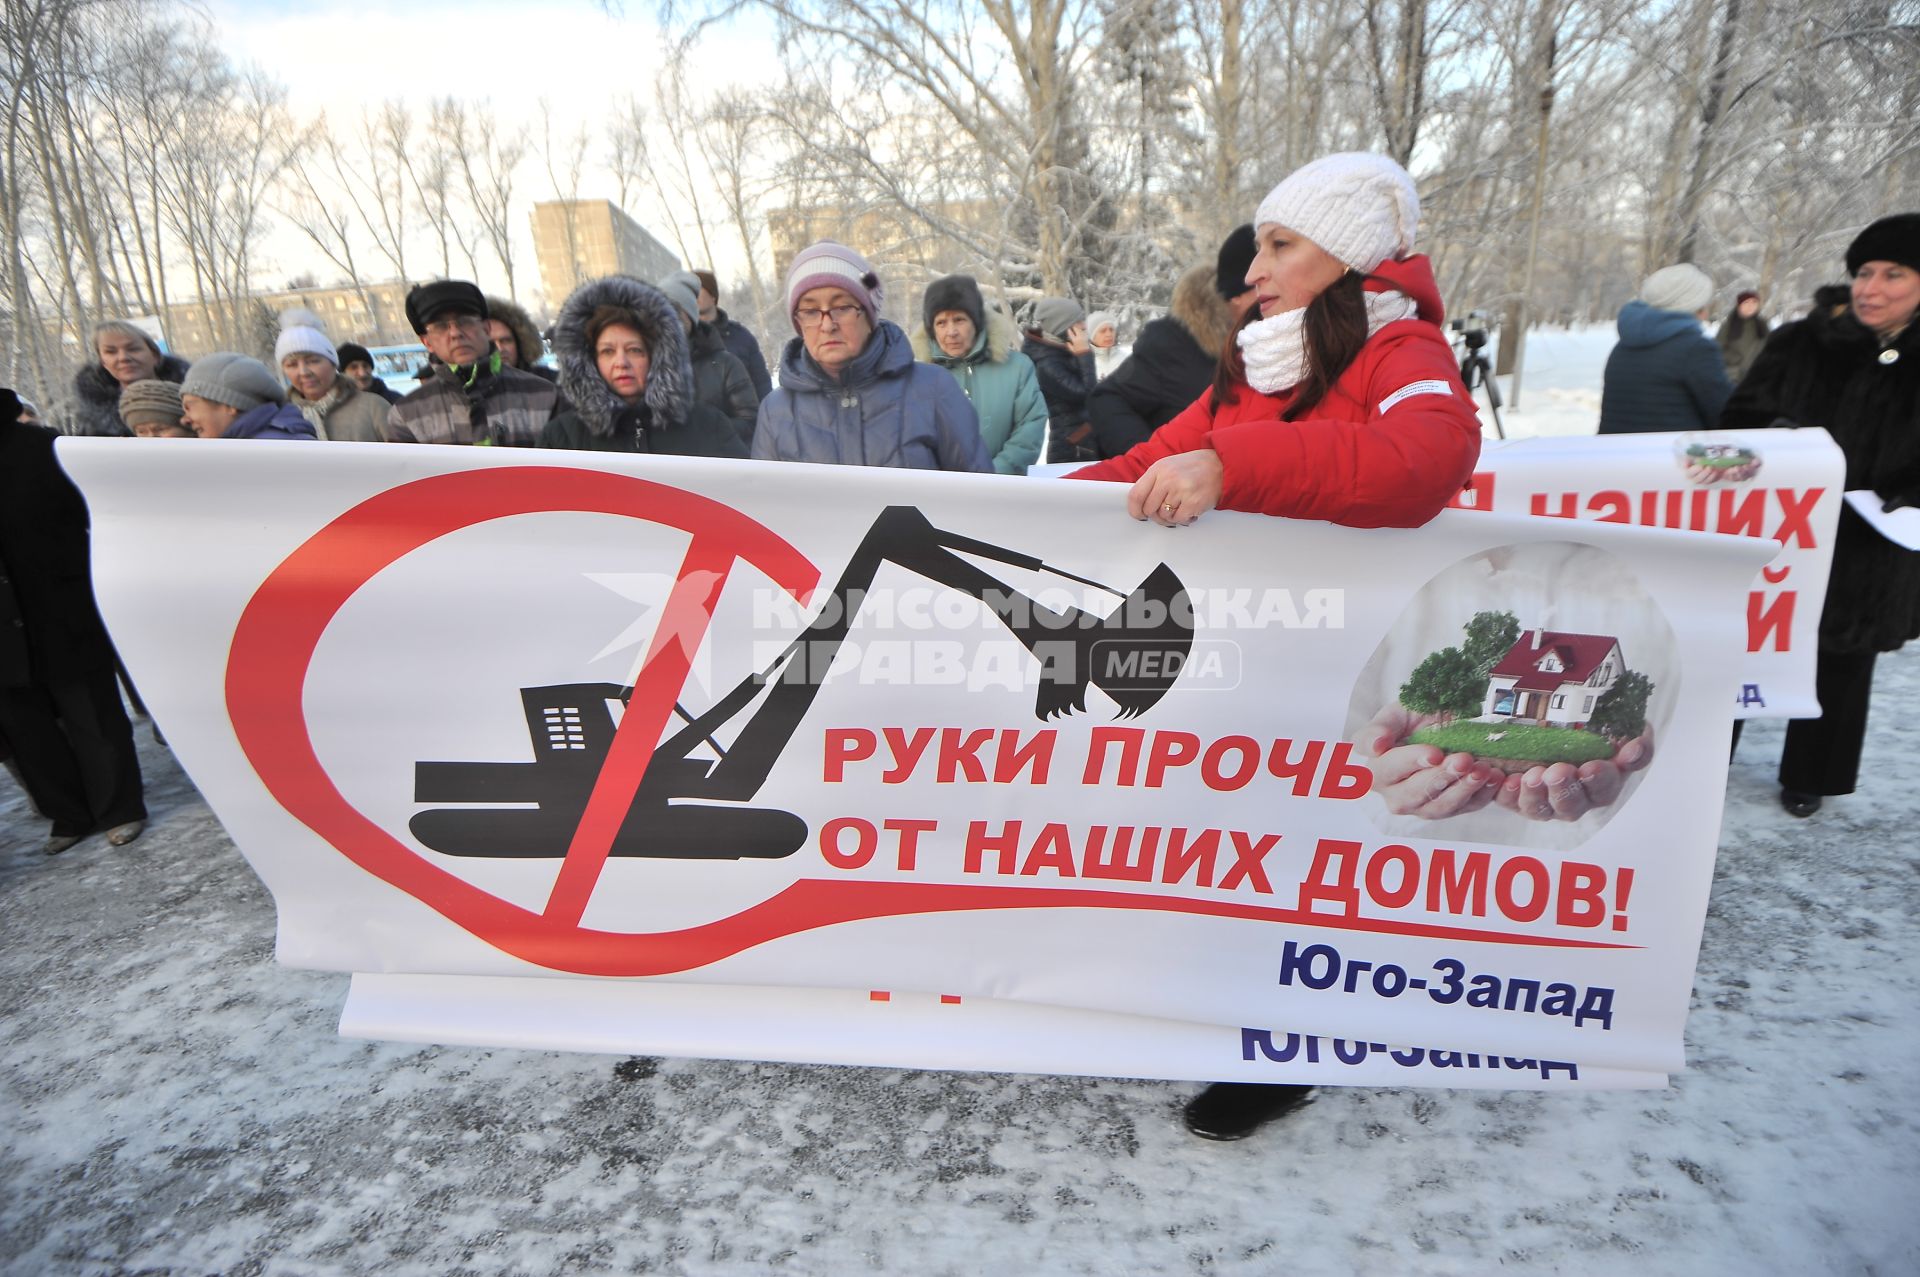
left=1378, top=379, right=1455, bottom=414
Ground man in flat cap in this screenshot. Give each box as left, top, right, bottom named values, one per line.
left=387, top=280, right=561, bottom=446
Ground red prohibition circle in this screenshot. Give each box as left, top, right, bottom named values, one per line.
left=227, top=465, right=1634, bottom=976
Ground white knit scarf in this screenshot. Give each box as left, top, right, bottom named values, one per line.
left=1236, top=289, right=1419, bottom=394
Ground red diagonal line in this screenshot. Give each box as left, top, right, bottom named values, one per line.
left=545, top=537, right=735, bottom=924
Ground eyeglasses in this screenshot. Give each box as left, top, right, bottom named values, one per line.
left=423, top=314, right=484, bottom=337
left=794, top=304, right=866, bottom=331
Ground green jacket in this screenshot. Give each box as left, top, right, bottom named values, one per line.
left=911, top=308, right=1047, bottom=474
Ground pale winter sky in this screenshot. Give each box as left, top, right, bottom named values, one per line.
left=206, top=0, right=781, bottom=305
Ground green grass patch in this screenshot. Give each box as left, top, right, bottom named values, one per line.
left=1409, top=720, right=1615, bottom=763
left=1692, top=453, right=1756, bottom=468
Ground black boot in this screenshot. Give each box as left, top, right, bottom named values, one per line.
left=1780, top=788, right=1822, bottom=818
left=1181, top=1082, right=1315, bottom=1140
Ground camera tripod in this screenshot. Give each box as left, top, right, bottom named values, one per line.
left=1458, top=332, right=1506, bottom=439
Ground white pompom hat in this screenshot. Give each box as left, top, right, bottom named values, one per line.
left=1253, top=152, right=1421, bottom=273
left=274, top=306, right=338, bottom=369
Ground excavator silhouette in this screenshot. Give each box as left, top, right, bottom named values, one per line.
left=410, top=506, right=1195, bottom=860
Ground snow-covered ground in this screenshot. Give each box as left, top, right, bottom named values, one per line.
left=1465, top=324, right=1617, bottom=441
left=5, top=322, right=1917, bottom=1275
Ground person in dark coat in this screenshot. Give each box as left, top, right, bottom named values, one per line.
left=1021, top=297, right=1099, bottom=463
left=484, top=295, right=558, bottom=383
left=1597, top=264, right=1733, bottom=433
left=538, top=274, right=747, bottom=458
left=1086, top=242, right=1248, bottom=459
left=1719, top=213, right=1920, bottom=818
left=694, top=270, right=773, bottom=402
left=0, top=388, right=147, bottom=855
left=70, top=321, right=190, bottom=437
left=1716, top=290, right=1771, bottom=383
left=338, top=343, right=403, bottom=404
left=660, top=271, right=761, bottom=447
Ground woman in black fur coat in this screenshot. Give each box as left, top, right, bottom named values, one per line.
left=1721, top=213, right=1920, bottom=816
left=70, top=321, right=190, bottom=437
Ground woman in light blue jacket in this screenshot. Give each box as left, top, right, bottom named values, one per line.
left=752, top=241, right=991, bottom=473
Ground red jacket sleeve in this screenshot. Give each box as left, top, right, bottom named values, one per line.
left=1062, top=386, right=1218, bottom=484
left=1208, top=323, right=1482, bottom=528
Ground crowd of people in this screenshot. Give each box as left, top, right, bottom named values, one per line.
left=3, top=145, right=1915, bottom=1144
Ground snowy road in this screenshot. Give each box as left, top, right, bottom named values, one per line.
left=3, top=652, right=1917, bottom=1274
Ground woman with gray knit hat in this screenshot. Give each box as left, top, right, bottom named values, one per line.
left=1021, top=296, right=1100, bottom=463
left=1071, top=151, right=1488, bottom=1143
left=275, top=309, right=389, bottom=442
left=752, top=241, right=990, bottom=472
left=178, top=354, right=316, bottom=440
left=1596, top=263, right=1733, bottom=434
left=910, top=273, right=1048, bottom=474
left=1720, top=212, right=1920, bottom=819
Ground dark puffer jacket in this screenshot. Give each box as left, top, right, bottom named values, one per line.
left=689, top=321, right=761, bottom=447
left=1022, top=336, right=1099, bottom=463
left=539, top=274, right=746, bottom=458
left=715, top=309, right=773, bottom=402
left=1086, top=267, right=1237, bottom=459
left=0, top=416, right=117, bottom=685
left=1597, top=301, right=1733, bottom=434
left=1720, top=308, right=1920, bottom=652
left=70, top=354, right=191, bottom=437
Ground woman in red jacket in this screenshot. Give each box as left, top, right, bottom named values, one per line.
left=1068, top=158, right=1480, bottom=529
left=1072, top=153, right=1485, bottom=1143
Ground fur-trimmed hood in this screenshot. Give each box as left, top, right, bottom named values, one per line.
left=485, top=294, right=546, bottom=369
left=1168, top=265, right=1236, bottom=361
left=551, top=274, right=694, bottom=438
left=910, top=306, right=1021, bottom=367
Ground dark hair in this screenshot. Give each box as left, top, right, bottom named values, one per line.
left=692, top=270, right=720, bottom=301
left=586, top=305, right=651, bottom=355
left=1212, top=271, right=1373, bottom=419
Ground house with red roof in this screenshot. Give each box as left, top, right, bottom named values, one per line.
left=1482, top=628, right=1624, bottom=729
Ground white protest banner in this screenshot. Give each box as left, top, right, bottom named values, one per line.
left=1446, top=427, right=1845, bottom=718
left=62, top=440, right=1771, bottom=1079
left=341, top=974, right=1666, bottom=1089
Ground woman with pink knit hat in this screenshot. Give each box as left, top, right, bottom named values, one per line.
left=751, top=240, right=991, bottom=472
left=1068, top=151, right=1481, bottom=529
left=1072, top=153, right=1486, bottom=1142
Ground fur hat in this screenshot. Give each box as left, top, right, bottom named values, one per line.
left=785, top=241, right=883, bottom=330
left=405, top=280, right=488, bottom=334
left=658, top=271, right=704, bottom=325
left=1215, top=224, right=1257, bottom=299
left=1641, top=264, right=1715, bottom=315
left=1734, top=290, right=1761, bottom=306
left=922, top=275, right=986, bottom=339
left=118, top=378, right=185, bottom=430
left=1254, top=153, right=1420, bottom=273
left=1846, top=213, right=1920, bottom=276
left=180, top=353, right=285, bottom=412
left=336, top=342, right=375, bottom=370
left=274, top=307, right=337, bottom=369
left=1026, top=296, right=1085, bottom=341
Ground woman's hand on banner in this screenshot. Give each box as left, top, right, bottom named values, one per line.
left=1493, top=726, right=1655, bottom=822
left=1360, top=703, right=1502, bottom=819
left=1127, top=450, right=1223, bottom=527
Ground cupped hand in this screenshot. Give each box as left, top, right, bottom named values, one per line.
left=1493, top=725, right=1655, bottom=822
left=1359, top=704, right=1500, bottom=820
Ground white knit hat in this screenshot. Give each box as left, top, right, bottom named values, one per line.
left=1253, top=152, right=1421, bottom=273
left=273, top=307, right=338, bottom=369
left=1640, top=264, right=1715, bottom=314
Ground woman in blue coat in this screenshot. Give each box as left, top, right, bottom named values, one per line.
left=751, top=241, right=991, bottom=473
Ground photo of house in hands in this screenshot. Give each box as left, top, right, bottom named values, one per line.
left=1485, top=628, right=1623, bottom=731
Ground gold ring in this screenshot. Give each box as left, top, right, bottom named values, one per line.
left=1162, top=503, right=1175, bottom=512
